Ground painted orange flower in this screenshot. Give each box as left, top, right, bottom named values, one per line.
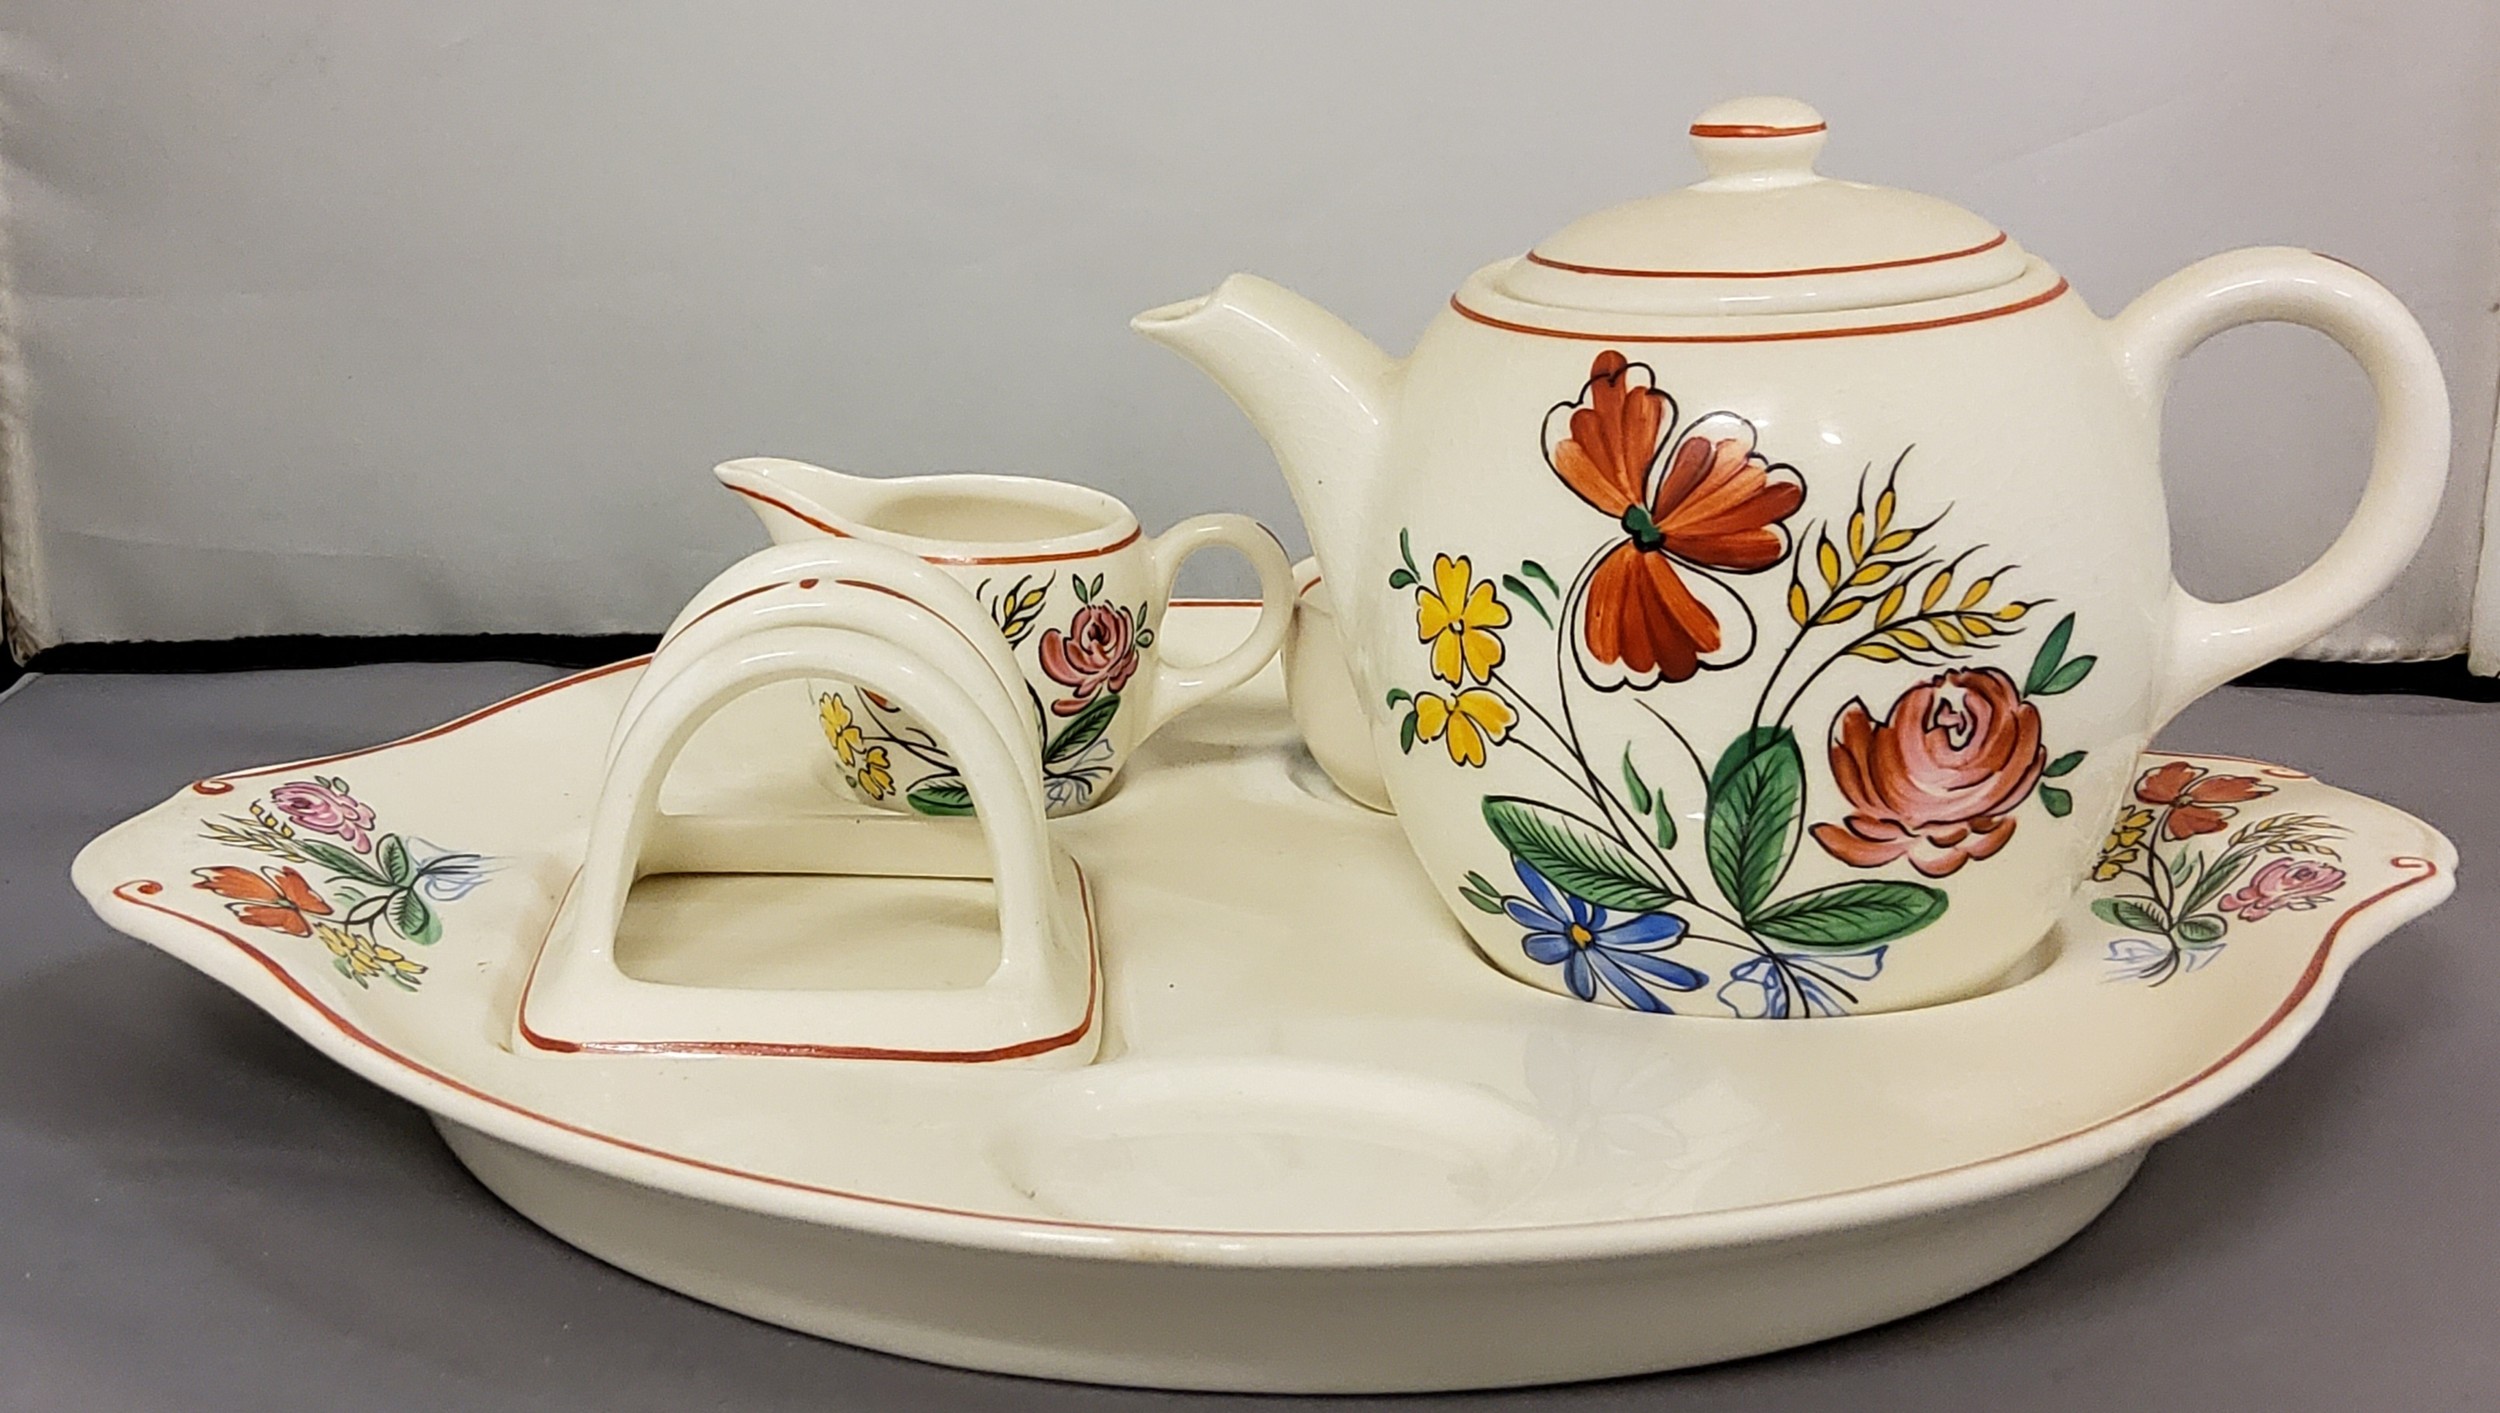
left=2133, top=761, right=2273, bottom=838
left=1812, top=667, right=2046, bottom=878
left=193, top=864, right=333, bottom=937
left=1544, top=351, right=1805, bottom=689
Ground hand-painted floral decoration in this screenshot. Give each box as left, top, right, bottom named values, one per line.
left=268, top=777, right=378, bottom=852
left=1416, top=554, right=1510, bottom=685
left=194, top=779, right=495, bottom=990
left=830, top=571, right=1153, bottom=816
left=1813, top=667, right=2045, bottom=877
left=2216, top=857, right=2347, bottom=922
left=1543, top=352, right=1805, bottom=689
left=1039, top=600, right=1143, bottom=715
left=1407, top=349, right=2097, bottom=1016
left=2091, top=761, right=2341, bottom=983
left=1498, top=859, right=1703, bottom=1012
left=2131, top=760, right=2274, bottom=838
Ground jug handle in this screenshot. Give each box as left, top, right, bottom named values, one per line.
left=2113, top=247, right=2450, bottom=727
left=1137, top=514, right=1298, bottom=735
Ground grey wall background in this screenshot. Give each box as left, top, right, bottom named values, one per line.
left=1, top=1, right=2493, bottom=658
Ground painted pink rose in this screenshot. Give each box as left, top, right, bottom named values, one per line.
left=1811, top=666, right=2046, bottom=879
left=2216, top=858, right=2345, bottom=922
left=269, top=779, right=377, bottom=852
left=1038, top=602, right=1140, bottom=716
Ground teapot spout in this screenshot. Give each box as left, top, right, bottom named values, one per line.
left=1132, top=274, right=1396, bottom=584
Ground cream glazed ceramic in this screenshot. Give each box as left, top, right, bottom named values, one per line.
left=524, top=540, right=1100, bottom=1063
left=1282, top=557, right=1392, bottom=810
left=1136, top=95, right=2452, bottom=1018
left=715, top=456, right=1295, bottom=815
left=70, top=607, right=2457, bottom=1392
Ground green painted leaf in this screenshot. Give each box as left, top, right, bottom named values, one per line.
left=1457, top=872, right=1506, bottom=915
left=1388, top=567, right=1416, bottom=590
left=1385, top=687, right=1412, bottom=709
left=1502, top=574, right=1553, bottom=627
left=1399, top=711, right=1419, bottom=754
left=1481, top=796, right=1680, bottom=913
left=907, top=779, right=976, bottom=816
left=2036, top=655, right=2096, bottom=696
left=1651, top=798, right=1677, bottom=851
left=377, top=834, right=414, bottom=884
left=2168, top=851, right=2195, bottom=886
left=2038, top=783, right=2073, bottom=817
left=2174, top=913, right=2228, bottom=945
left=2025, top=613, right=2077, bottom=695
left=1043, top=691, right=1121, bottom=765
left=1619, top=747, right=1653, bottom=816
left=2091, top=896, right=2169, bottom=932
left=1705, top=727, right=1804, bottom=917
left=1522, top=560, right=1560, bottom=597
left=2043, top=749, right=2086, bottom=778
left=1749, top=880, right=1947, bottom=950
left=386, top=888, right=439, bottom=945
left=300, top=839, right=389, bottom=887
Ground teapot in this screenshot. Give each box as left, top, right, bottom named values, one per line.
left=1133, top=96, right=2449, bottom=1019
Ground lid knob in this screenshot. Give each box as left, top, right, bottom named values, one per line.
left=1688, top=96, right=1827, bottom=189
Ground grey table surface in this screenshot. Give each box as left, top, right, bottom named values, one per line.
left=0, top=663, right=2493, bottom=1412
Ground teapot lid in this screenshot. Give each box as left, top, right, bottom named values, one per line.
left=1493, top=97, right=2029, bottom=318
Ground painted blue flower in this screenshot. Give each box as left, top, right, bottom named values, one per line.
left=1717, top=947, right=1885, bottom=1019
left=409, top=841, right=496, bottom=902
left=2103, top=935, right=2214, bottom=985
left=1504, top=859, right=1704, bottom=1012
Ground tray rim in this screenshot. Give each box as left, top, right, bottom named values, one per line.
left=71, top=638, right=2457, bottom=1270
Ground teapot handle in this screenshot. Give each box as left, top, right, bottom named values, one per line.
left=2112, top=247, right=2450, bottom=727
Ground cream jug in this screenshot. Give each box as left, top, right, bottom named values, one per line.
left=1134, top=96, right=2449, bottom=1018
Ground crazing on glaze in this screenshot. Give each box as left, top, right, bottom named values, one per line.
left=1390, top=351, right=2095, bottom=1016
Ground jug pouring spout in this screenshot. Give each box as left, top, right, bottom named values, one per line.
left=1132, top=274, right=1397, bottom=589
left=714, top=456, right=869, bottom=545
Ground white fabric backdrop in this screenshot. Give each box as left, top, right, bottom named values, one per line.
left=1, top=1, right=2493, bottom=659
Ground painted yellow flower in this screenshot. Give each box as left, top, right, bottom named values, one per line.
left=2093, top=808, right=2157, bottom=881
left=1414, top=688, right=1516, bottom=768
left=316, top=921, right=427, bottom=989
left=1416, top=554, right=1509, bottom=685
left=818, top=692, right=864, bottom=766
left=854, top=744, right=895, bottom=800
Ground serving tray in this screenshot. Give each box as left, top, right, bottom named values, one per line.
left=71, top=606, right=2454, bottom=1393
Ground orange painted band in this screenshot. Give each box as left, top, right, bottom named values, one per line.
left=726, top=485, right=1143, bottom=565
left=111, top=852, right=2440, bottom=1238
left=1450, top=278, right=2069, bottom=344
left=1524, top=231, right=2009, bottom=281
left=1688, top=121, right=1827, bottom=138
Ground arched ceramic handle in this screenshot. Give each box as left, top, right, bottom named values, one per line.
left=2113, top=247, right=2450, bottom=725
left=1137, top=514, right=1296, bottom=736
left=521, top=540, right=1094, bottom=1061
left=615, top=540, right=1035, bottom=773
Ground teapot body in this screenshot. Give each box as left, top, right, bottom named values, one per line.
left=1343, top=263, right=2169, bottom=1016
left=1138, top=98, right=2449, bottom=1020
